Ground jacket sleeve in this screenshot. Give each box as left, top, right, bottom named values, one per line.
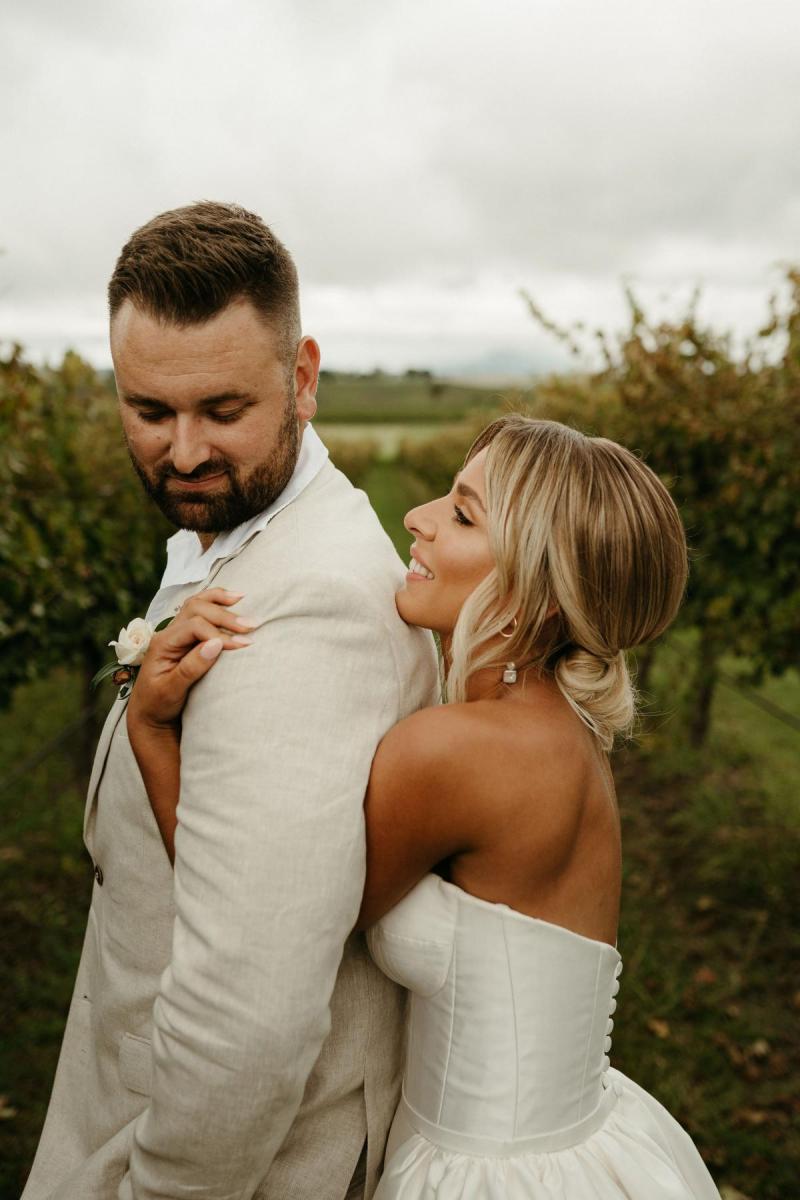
left=119, top=572, right=403, bottom=1200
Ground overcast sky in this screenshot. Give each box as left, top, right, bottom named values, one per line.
left=2, top=0, right=799, bottom=378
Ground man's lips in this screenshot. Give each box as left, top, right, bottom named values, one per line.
left=167, top=472, right=228, bottom=492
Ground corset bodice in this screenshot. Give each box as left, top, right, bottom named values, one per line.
left=367, top=873, right=621, bottom=1144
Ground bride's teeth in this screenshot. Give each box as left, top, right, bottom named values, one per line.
left=409, top=557, right=434, bottom=579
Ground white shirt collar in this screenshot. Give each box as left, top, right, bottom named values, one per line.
left=146, top=423, right=328, bottom=623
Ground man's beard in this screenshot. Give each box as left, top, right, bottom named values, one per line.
left=127, top=400, right=301, bottom=533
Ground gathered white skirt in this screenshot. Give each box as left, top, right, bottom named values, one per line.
left=374, top=1069, right=720, bottom=1199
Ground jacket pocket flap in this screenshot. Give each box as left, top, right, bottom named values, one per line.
left=119, top=1032, right=153, bottom=1096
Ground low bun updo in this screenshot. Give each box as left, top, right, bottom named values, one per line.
left=552, top=649, right=634, bottom=750
left=446, top=415, right=688, bottom=750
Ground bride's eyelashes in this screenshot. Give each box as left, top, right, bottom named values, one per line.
left=453, top=505, right=473, bottom=527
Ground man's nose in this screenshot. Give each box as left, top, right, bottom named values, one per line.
left=169, top=416, right=211, bottom=476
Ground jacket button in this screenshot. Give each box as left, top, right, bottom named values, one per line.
left=94, top=864, right=104, bottom=886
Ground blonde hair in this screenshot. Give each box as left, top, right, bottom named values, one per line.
left=447, top=415, right=688, bottom=750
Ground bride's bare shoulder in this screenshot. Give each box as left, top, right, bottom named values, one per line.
left=375, top=703, right=479, bottom=779
left=376, top=695, right=596, bottom=825
left=376, top=699, right=561, bottom=792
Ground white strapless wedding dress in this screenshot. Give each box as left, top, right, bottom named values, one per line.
left=367, top=874, right=720, bottom=1198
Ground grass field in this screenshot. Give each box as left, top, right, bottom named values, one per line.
left=316, top=370, right=514, bottom=424
left=1, top=460, right=798, bottom=1199
left=316, top=421, right=478, bottom=462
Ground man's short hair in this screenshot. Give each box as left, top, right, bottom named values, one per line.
left=108, top=201, right=301, bottom=364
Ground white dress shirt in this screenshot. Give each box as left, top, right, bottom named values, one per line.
left=145, top=423, right=329, bottom=627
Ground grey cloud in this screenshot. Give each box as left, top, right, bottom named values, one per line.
left=1, top=0, right=798, bottom=370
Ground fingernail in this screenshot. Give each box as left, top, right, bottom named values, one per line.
left=234, top=617, right=257, bottom=629
left=230, top=635, right=254, bottom=646
left=223, top=590, right=245, bottom=600
left=200, top=638, right=224, bottom=659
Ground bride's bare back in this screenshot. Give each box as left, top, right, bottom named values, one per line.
left=358, top=672, right=621, bottom=947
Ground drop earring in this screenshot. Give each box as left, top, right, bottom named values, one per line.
left=499, top=615, right=518, bottom=685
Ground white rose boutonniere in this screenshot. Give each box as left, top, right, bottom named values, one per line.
left=93, top=615, right=168, bottom=698
left=109, top=617, right=155, bottom=666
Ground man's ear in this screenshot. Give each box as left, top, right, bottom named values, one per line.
left=294, top=336, right=320, bottom=423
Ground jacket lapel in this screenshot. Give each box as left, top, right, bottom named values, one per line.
left=83, top=694, right=128, bottom=855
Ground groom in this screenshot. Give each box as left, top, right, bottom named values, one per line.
left=23, top=202, right=439, bottom=1199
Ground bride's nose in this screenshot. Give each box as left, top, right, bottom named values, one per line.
left=404, top=501, right=436, bottom=540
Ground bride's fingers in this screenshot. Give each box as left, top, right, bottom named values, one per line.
left=132, top=636, right=237, bottom=725
left=153, top=615, right=252, bottom=657
left=193, top=588, right=244, bottom=606
left=181, top=614, right=254, bottom=649
left=192, top=601, right=256, bottom=632
left=172, top=599, right=256, bottom=634
left=173, top=638, right=228, bottom=688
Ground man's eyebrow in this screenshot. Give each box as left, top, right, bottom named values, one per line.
left=455, top=481, right=486, bottom=513
left=122, top=392, right=255, bottom=410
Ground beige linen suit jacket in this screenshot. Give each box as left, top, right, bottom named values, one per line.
left=23, top=461, right=440, bottom=1200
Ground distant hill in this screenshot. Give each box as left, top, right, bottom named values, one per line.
left=317, top=368, right=531, bottom=424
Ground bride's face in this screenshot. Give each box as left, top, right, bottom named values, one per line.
left=396, top=448, right=496, bottom=635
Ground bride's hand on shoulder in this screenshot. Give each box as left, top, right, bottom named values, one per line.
left=127, top=588, right=255, bottom=731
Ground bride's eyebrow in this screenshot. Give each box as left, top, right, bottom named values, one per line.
left=455, top=481, right=486, bottom=514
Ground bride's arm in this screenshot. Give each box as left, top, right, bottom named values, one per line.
left=355, top=706, right=484, bottom=930
left=128, top=721, right=183, bottom=863
left=128, top=604, right=472, bottom=903
left=126, top=589, right=253, bottom=863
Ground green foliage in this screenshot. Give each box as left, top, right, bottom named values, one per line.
left=523, top=275, right=800, bottom=739
left=0, top=347, right=170, bottom=708
left=321, top=435, right=380, bottom=487
left=359, top=461, right=433, bottom=556
left=0, top=669, right=94, bottom=1199
left=394, top=415, right=490, bottom=495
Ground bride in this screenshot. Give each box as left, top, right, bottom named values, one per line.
left=127, top=414, right=720, bottom=1198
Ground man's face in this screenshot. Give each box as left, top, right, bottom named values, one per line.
left=111, top=298, right=319, bottom=538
